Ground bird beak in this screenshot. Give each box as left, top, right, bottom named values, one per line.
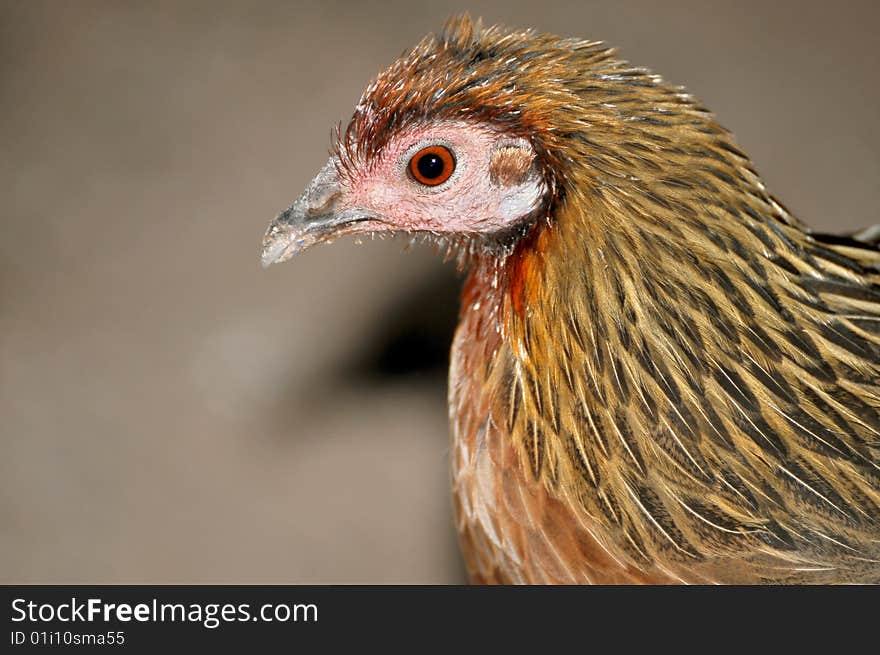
left=261, top=157, right=371, bottom=268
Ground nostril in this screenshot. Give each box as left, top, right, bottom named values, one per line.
left=306, top=189, right=343, bottom=218
left=302, top=157, right=344, bottom=218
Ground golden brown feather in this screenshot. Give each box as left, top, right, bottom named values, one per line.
left=265, top=15, right=880, bottom=583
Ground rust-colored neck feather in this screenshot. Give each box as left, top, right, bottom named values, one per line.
left=452, top=120, right=880, bottom=582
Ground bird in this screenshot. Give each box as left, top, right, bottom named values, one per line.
left=261, top=15, right=880, bottom=584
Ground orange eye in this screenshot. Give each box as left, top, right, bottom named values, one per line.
left=408, top=145, right=455, bottom=186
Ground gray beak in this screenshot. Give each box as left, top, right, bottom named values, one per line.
left=261, top=158, right=370, bottom=268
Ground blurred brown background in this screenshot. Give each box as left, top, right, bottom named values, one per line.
left=2, top=0, right=878, bottom=583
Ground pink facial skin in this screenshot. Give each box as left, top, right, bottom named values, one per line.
left=342, top=121, right=546, bottom=235
left=261, top=121, right=549, bottom=267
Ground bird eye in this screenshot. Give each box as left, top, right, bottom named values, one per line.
left=408, top=145, right=455, bottom=186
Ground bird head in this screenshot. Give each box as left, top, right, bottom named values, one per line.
left=261, top=14, right=778, bottom=321
left=260, top=119, right=547, bottom=267
left=262, top=14, right=716, bottom=268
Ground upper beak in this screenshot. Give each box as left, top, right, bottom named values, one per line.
left=260, top=157, right=369, bottom=268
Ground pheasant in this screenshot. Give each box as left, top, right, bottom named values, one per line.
left=261, top=16, right=880, bottom=583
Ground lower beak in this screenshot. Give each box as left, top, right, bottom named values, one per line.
left=260, top=158, right=371, bottom=268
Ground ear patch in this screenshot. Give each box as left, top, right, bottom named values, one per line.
left=489, top=145, right=534, bottom=187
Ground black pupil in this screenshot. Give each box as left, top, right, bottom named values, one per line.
left=417, top=153, right=445, bottom=180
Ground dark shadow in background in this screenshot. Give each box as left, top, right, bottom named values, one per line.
left=349, top=268, right=461, bottom=382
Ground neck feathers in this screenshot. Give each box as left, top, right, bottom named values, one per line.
left=455, top=142, right=880, bottom=575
